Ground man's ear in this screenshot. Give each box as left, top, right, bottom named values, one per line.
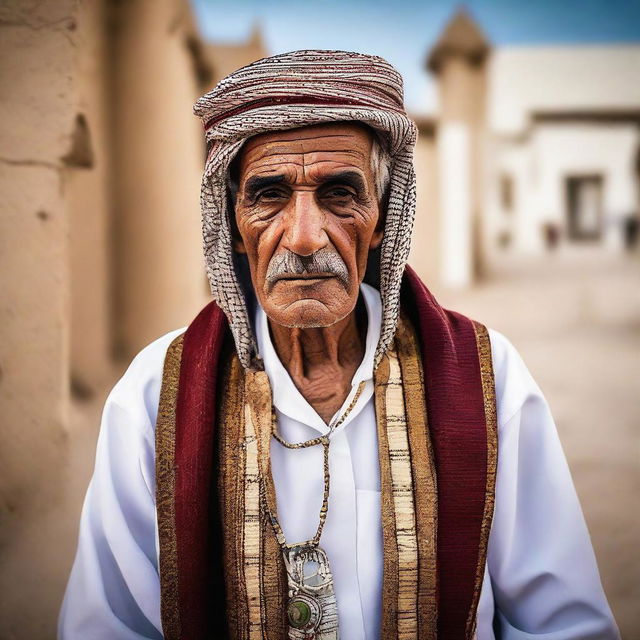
left=231, top=215, right=247, bottom=254
left=369, top=228, right=383, bottom=250
left=233, top=236, right=247, bottom=254
left=227, top=183, right=247, bottom=254
left=369, top=202, right=386, bottom=250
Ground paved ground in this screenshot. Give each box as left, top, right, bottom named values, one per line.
left=435, top=246, right=640, bottom=639
left=42, top=246, right=638, bottom=639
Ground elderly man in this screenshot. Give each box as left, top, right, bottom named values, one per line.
left=59, top=51, right=619, bottom=640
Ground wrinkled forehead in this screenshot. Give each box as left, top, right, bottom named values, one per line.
left=232, top=122, right=376, bottom=182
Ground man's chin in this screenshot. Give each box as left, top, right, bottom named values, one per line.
left=262, top=297, right=352, bottom=329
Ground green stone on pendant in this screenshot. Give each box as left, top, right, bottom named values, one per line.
left=288, top=598, right=312, bottom=628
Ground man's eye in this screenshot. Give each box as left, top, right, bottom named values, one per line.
left=257, top=188, right=286, bottom=200
left=324, top=187, right=354, bottom=199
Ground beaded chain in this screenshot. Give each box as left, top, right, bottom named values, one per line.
left=264, top=380, right=367, bottom=551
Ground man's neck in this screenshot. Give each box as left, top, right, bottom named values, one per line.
left=268, top=300, right=367, bottom=424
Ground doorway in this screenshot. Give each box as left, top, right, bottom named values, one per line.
left=566, top=175, right=603, bottom=241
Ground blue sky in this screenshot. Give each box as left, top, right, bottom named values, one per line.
left=190, top=0, right=640, bottom=115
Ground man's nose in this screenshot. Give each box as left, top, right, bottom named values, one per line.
left=282, top=191, right=328, bottom=257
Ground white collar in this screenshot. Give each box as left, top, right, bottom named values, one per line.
left=254, top=282, right=382, bottom=434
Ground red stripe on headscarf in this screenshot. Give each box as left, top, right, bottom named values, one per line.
left=204, top=94, right=403, bottom=130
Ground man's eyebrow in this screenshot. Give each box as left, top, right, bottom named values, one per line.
left=243, top=174, right=286, bottom=198
left=242, top=170, right=367, bottom=199
left=317, top=170, right=367, bottom=192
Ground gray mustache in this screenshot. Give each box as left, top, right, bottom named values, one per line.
left=265, top=249, right=350, bottom=290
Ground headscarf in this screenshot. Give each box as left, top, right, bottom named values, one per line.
left=194, top=49, right=418, bottom=369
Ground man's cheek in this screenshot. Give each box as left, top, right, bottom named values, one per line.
left=256, top=225, right=282, bottom=261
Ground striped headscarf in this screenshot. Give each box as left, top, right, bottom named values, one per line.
left=194, top=49, right=418, bottom=369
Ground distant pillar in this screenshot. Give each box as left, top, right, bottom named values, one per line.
left=438, top=122, right=472, bottom=286
left=68, top=0, right=113, bottom=394
left=409, top=122, right=440, bottom=285
left=111, top=0, right=211, bottom=359
left=426, top=9, right=490, bottom=287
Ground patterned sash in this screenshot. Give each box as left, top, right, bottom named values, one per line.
left=212, top=315, right=438, bottom=639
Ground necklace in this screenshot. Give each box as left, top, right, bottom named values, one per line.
left=260, top=380, right=367, bottom=639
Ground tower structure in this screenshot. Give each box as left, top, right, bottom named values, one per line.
left=426, top=8, right=490, bottom=286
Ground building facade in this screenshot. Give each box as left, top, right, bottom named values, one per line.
left=417, top=10, right=640, bottom=288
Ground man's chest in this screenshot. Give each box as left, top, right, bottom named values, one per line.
left=269, top=398, right=381, bottom=539
left=267, top=398, right=385, bottom=640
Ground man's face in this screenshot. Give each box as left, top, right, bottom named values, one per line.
left=233, top=122, right=383, bottom=328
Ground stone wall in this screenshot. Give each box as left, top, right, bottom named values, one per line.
left=0, top=1, right=82, bottom=637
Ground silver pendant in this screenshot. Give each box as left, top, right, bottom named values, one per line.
left=283, top=545, right=339, bottom=640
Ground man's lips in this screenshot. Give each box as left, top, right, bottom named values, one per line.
left=274, top=273, right=337, bottom=282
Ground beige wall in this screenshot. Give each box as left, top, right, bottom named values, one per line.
left=0, top=1, right=79, bottom=636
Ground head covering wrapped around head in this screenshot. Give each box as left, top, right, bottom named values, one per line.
left=194, top=49, right=418, bottom=369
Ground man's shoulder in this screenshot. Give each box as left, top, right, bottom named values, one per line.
left=107, top=327, right=187, bottom=425
left=487, top=328, right=543, bottom=429
left=119, top=327, right=187, bottom=384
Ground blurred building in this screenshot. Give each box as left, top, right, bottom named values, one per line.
left=0, top=0, right=266, bottom=636
left=411, top=9, right=640, bottom=287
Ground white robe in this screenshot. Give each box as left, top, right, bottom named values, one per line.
left=59, top=285, right=620, bottom=639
